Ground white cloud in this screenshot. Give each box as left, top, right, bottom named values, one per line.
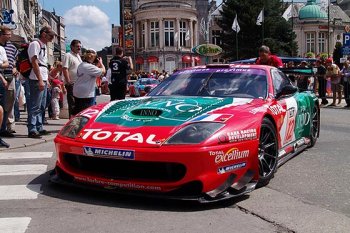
left=64, top=5, right=111, bottom=51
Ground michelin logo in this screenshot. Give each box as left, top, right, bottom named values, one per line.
left=84, top=146, right=135, bottom=160
left=218, top=162, right=246, bottom=174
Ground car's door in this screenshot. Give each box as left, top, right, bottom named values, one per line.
left=271, top=68, right=304, bottom=148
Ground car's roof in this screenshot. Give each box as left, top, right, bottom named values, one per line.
left=183, top=63, right=272, bottom=71
left=231, top=57, right=317, bottom=64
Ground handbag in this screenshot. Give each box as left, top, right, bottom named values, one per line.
left=3, top=74, right=14, bottom=83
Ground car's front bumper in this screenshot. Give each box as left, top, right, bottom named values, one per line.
left=53, top=135, right=259, bottom=202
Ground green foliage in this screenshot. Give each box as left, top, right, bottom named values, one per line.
left=218, top=0, right=298, bottom=61
left=305, top=51, right=315, bottom=58
left=319, top=53, right=328, bottom=60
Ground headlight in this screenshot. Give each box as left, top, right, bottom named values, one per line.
left=165, top=122, right=224, bottom=145
left=59, top=116, right=89, bottom=139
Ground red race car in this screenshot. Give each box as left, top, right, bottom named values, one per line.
left=51, top=64, right=320, bottom=202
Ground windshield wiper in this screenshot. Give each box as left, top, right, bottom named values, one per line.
left=196, top=73, right=215, bottom=95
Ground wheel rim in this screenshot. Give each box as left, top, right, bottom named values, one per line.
left=311, top=106, right=319, bottom=139
left=258, top=125, right=278, bottom=178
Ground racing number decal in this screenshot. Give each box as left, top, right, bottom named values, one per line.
left=284, top=108, right=296, bottom=144
left=112, top=62, right=119, bottom=71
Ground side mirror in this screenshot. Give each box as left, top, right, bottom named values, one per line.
left=275, top=85, right=298, bottom=99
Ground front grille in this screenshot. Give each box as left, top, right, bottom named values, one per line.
left=63, top=153, right=186, bottom=182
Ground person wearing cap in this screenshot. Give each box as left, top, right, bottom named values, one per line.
left=255, top=45, right=283, bottom=68
left=27, top=25, right=55, bottom=138
left=73, top=49, right=105, bottom=115
left=325, top=58, right=342, bottom=106
left=51, top=78, right=62, bottom=120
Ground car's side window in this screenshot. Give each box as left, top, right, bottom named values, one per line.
left=271, top=69, right=291, bottom=95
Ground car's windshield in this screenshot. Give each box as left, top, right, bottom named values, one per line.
left=139, top=79, right=159, bottom=85
left=148, top=68, right=267, bottom=98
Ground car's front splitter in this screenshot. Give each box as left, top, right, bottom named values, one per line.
left=50, top=165, right=257, bottom=203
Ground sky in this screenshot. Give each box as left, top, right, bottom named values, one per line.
left=40, top=0, right=119, bottom=51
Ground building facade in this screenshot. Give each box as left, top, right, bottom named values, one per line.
left=292, top=0, right=350, bottom=57
left=1, top=1, right=65, bottom=65
left=42, top=9, right=66, bottom=63
left=120, top=0, right=208, bottom=73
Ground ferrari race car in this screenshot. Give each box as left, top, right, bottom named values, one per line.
left=129, top=78, right=160, bottom=97
left=51, top=64, right=320, bottom=203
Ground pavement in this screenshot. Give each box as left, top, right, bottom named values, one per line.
left=0, top=95, right=348, bottom=151
left=0, top=111, right=68, bottom=151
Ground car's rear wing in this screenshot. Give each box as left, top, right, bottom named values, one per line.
left=279, top=67, right=315, bottom=76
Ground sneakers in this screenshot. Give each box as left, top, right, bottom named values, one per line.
left=0, top=131, right=15, bottom=138
left=52, top=116, right=60, bottom=120
left=28, top=131, right=42, bottom=138
left=0, top=138, right=9, bottom=148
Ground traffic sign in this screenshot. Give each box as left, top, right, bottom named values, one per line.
left=343, top=33, right=350, bottom=46
left=342, top=46, right=350, bottom=55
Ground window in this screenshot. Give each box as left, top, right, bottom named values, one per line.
left=212, top=30, right=222, bottom=45
left=141, top=22, right=145, bottom=48
left=306, top=32, right=316, bottom=53
left=150, top=21, right=159, bottom=47
left=318, top=32, right=326, bottom=53
left=179, top=21, right=187, bottom=47
left=164, top=20, right=175, bottom=47
left=271, top=69, right=292, bottom=96
left=1, top=0, right=11, bottom=9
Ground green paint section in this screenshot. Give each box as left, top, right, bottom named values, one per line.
left=294, top=92, right=316, bottom=138
left=96, top=97, right=234, bottom=127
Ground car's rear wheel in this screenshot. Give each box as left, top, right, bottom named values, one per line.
left=308, top=103, right=319, bottom=148
left=257, top=118, right=278, bottom=188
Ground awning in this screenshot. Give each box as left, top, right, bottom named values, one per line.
left=147, top=56, right=159, bottom=63
left=182, top=55, right=192, bottom=63
left=194, top=56, right=201, bottom=63
left=136, top=57, right=144, bottom=64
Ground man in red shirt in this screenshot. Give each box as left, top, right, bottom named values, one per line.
left=255, top=45, right=283, bottom=68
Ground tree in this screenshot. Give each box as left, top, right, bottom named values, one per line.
left=218, top=0, right=298, bottom=61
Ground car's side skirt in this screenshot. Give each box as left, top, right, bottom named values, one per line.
left=277, top=137, right=310, bottom=167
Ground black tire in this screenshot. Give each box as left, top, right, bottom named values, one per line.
left=257, top=118, right=279, bottom=188
left=308, top=103, right=320, bottom=148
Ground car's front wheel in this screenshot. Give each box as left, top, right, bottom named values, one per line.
left=257, top=118, right=278, bottom=188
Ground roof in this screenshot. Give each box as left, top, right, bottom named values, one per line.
left=299, top=0, right=327, bottom=20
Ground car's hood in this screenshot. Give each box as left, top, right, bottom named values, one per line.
left=77, top=96, right=252, bottom=147
left=95, top=96, right=251, bottom=127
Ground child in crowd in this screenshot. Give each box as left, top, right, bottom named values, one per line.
left=51, top=79, right=62, bottom=120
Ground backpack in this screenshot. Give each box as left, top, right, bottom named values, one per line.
left=17, top=41, right=45, bottom=78
left=17, top=43, right=31, bottom=78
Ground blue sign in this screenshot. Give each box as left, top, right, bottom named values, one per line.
left=343, top=33, right=350, bottom=46
left=342, top=46, right=350, bottom=55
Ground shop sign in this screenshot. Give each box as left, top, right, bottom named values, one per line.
left=193, top=44, right=222, bottom=57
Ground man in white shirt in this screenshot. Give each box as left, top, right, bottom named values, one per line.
left=27, top=26, right=55, bottom=138
left=62, top=39, right=82, bottom=118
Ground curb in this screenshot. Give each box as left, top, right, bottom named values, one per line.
left=0, top=135, right=57, bottom=151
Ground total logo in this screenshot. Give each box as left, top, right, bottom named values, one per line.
left=80, top=129, right=158, bottom=144
left=210, top=148, right=249, bottom=164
